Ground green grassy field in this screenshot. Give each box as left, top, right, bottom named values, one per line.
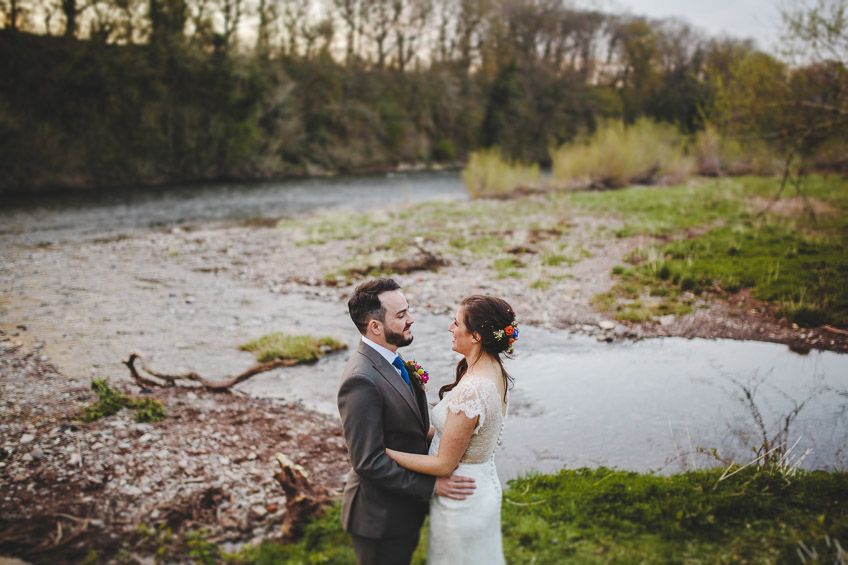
left=205, top=465, right=848, bottom=564
left=579, top=176, right=848, bottom=327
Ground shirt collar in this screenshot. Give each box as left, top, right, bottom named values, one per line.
left=361, top=335, right=400, bottom=367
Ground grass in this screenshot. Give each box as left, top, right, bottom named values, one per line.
left=579, top=175, right=848, bottom=327
left=80, top=380, right=167, bottom=423
left=501, top=466, right=848, bottom=564
left=178, top=465, right=847, bottom=564
left=636, top=222, right=848, bottom=327
left=239, top=333, right=348, bottom=364
left=275, top=173, right=848, bottom=329
left=277, top=192, right=575, bottom=281
left=567, top=178, right=751, bottom=238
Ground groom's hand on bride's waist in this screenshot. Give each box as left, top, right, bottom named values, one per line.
left=434, top=474, right=476, bottom=500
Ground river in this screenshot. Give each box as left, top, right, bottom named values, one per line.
left=2, top=171, right=846, bottom=479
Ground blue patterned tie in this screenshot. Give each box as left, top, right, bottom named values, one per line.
left=392, top=357, right=414, bottom=394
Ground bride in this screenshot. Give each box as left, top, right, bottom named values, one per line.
left=386, top=295, right=518, bottom=564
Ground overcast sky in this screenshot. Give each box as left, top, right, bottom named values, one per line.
left=604, top=0, right=784, bottom=52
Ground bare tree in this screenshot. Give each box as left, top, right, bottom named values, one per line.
left=255, top=0, right=279, bottom=56
left=219, top=0, right=242, bottom=48
left=360, top=0, right=394, bottom=67
left=334, top=0, right=360, bottom=64
left=281, top=0, right=308, bottom=56
left=394, top=0, right=432, bottom=72
left=62, top=0, right=85, bottom=37
left=455, top=0, right=489, bottom=71
left=111, top=0, right=144, bottom=42
left=432, top=0, right=457, bottom=63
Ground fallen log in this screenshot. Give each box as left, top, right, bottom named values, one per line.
left=273, top=453, right=333, bottom=539
left=123, top=352, right=298, bottom=392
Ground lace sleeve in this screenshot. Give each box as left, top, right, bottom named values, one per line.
left=445, top=380, right=486, bottom=433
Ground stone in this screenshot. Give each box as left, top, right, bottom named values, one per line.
left=219, top=455, right=231, bottom=466
left=138, top=433, right=153, bottom=442
left=19, top=433, right=35, bottom=444
left=69, top=452, right=82, bottom=466
left=30, top=447, right=44, bottom=459
left=250, top=504, right=267, bottom=518
left=598, top=320, right=615, bottom=330
left=659, top=315, right=675, bottom=326
left=123, top=485, right=143, bottom=496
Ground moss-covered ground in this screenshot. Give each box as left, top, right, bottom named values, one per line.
left=239, top=333, right=348, bottom=363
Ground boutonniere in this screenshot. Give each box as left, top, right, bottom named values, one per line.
left=403, top=360, right=429, bottom=391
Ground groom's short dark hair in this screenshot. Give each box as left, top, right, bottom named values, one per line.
left=348, top=278, right=401, bottom=334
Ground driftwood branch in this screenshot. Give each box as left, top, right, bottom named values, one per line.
left=273, top=453, right=332, bottom=539
left=123, top=352, right=298, bottom=392
left=822, top=324, right=848, bottom=336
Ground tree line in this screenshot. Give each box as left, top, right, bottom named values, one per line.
left=0, top=0, right=844, bottom=191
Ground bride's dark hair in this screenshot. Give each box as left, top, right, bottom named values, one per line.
left=438, top=295, right=516, bottom=402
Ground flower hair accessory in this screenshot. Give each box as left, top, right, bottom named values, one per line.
left=403, top=359, right=429, bottom=390
left=492, top=321, right=519, bottom=354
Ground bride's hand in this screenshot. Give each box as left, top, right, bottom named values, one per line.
left=385, top=448, right=400, bottom=461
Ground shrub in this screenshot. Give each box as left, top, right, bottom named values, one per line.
left=462, top=148, right=540, bottom=198
left=693, top=124, right=782, bottom=176
left=431, top=138, right=456, bottom=162
left=550, top=118, right=691, bottom=189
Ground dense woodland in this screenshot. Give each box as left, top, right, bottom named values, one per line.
left=1, top=0, right=846, bottom=191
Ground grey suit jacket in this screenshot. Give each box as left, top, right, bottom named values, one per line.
left=337, top=340, right=436, bottom=539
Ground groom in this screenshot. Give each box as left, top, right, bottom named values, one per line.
left=337, top=278, right=475, bottom=565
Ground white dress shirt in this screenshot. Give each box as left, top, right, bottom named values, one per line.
left=361, top=336, right=403, bottom=377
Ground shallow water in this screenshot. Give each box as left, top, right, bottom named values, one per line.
left=496, top=328, right=847, bottom=479
left=0, top=170, right=467, bottom=244
left=4, top=172, right=846, bottom=480
left=241, top=311, right=848, bottom=480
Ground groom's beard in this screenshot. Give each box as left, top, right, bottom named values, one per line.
left=385, top=324, right=413, bottom=348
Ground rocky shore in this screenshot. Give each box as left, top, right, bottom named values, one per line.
left=0, top=345, right=348, bottom=563
left=1, top=195, right=846, bottom=562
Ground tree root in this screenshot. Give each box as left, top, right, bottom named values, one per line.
left=123, top=352, right=298, bottom=392
left=272, top=453, right=333, bottom=539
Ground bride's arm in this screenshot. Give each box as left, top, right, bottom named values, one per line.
left=386, top=411, right=477, bottom=476
left=427, top=424, right=435, bottom=441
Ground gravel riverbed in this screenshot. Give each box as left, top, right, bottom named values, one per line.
left=1, top=201, right=845, bottom=563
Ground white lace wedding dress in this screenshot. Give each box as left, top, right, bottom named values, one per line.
left=427, top=375, right=507, bottom=564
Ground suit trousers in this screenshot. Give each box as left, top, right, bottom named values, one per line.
left=350, top=530, right=421, bottom=565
